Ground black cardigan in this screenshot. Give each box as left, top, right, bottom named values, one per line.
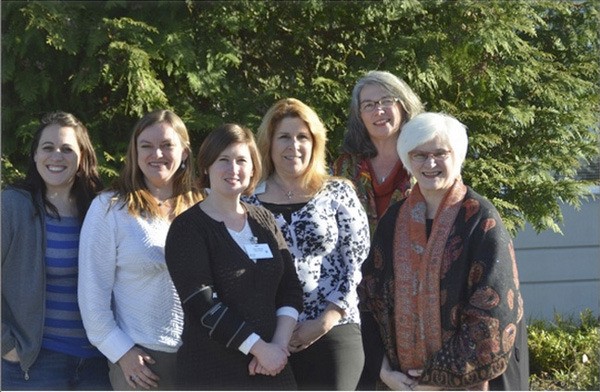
left=165, top=202, right=303, bottom=390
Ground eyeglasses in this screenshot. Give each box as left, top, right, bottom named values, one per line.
left=409, top=150, right=452, bottom=163
left=359, top=97, right=401, bottom=113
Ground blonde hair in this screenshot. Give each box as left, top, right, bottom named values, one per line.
left=113, top=109, right=201, bottom=217
left=256, top=98, right=329, bottom=193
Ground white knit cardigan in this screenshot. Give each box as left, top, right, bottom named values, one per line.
left=78, top=192, right=183, bottom=363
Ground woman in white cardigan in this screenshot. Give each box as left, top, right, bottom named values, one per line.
left=78, top=110, right=201, bottom=390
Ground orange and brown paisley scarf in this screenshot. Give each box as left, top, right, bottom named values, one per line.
left=393, top=179, right=467, bottom=372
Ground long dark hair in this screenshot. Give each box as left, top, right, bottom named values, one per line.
left=14, top=111, right=103, bottom=221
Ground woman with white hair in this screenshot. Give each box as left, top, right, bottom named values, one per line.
left=358, top=112, right=529, bottom=390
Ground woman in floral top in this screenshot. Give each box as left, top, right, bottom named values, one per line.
left=334, top=70, right=424, bottom=234
left=244, top=98, right=370, bottom=390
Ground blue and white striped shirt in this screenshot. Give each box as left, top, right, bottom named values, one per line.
left=42, top=215, right=101, bottom=358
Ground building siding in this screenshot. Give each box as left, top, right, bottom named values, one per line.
left=514, top=196, right=599, bottom=321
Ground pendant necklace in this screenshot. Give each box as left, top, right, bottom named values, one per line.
left=155, top=196, right=173, bottom=208
left=272, top=178, right=295, bottom=200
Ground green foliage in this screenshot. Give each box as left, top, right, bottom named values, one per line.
left=2, top=0, right=599, bottom=234
left=1, top=156, right=24, bottom=187
left=528, top=310, right=600, bottom=390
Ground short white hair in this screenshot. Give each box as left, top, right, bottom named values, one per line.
left=397, top=112, right=468, bottom=176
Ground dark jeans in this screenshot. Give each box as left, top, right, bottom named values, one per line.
left=1, top=348, right=110, bottom=391
left=290, top=323, right=365, bottom=391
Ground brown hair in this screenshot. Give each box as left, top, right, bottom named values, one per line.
left=197, top=123, right=261, bottom=196
left=16, top=111, right=103, bottom=221
left=113, top=109, right=201, bottom=217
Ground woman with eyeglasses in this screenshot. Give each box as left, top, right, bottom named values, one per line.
left=2, top=111, right=108, bottom=390
left=358, top=112, right=529, bottom=391
left=334, top=70, right=424, bottom=234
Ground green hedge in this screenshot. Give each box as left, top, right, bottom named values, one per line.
left=529, top=309, right=599, bottom=390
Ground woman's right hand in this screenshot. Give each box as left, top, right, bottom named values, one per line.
left=118, top=346, right=159, bottom=389
left=248, top=339, right=289, bottom=376
left=2, top=348, right=19, bottom=363
left=379, top=356, right=418, bottom=391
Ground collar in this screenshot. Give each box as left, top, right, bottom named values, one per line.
left=253, top=181, right=267, bottom=195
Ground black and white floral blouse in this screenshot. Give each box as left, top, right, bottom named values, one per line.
left=244, top=178, right=370, bottom=325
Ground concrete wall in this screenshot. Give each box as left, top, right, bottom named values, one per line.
left=513, top=194, right=600, bottom=321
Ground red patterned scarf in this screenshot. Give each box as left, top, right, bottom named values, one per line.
left=393, top=179, right=467, bottom=372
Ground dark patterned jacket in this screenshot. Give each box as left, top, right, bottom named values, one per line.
left=359, top=187, right=529, bottom=390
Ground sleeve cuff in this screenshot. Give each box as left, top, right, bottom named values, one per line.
left=276, top=306, right=299, bottom=320
left=96, top=328, right=135, bottom=363
left=238, top=333, right=261, bottom=355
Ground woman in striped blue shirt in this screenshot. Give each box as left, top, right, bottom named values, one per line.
left=1, top=111, right=108, bottom=390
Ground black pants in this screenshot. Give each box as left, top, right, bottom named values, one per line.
left=489, top=319, right=530, bottom=391
left=290, top=323, right=365, bottom=391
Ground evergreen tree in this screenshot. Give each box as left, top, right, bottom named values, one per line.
left=2, top=0, right=598, bottom=233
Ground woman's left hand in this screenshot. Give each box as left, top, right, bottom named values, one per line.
left=2, top=348, right=19, bottom=363
left=288, top=319, right=326, bottom=352
left=117, top=346, right=159, bottom=389
left=380, top=368, right=418, bottom=391
left=248, top=340, right=288, bottom=376
left=288, top=304, right=343, bottom=353
left=406, top=369, right=443, bottom=391
left=248, top=357, right=267, bottom=376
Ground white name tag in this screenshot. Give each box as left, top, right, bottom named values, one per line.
left=244, top=243, right=273, bottom=259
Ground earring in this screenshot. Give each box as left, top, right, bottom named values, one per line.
left=180, top=162, right=186, bottom=170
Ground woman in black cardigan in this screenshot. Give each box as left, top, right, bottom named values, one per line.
left=165, top=124, right=303, bottom=390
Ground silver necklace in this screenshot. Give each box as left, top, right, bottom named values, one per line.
left=272, top=178, right=295, bottom=200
